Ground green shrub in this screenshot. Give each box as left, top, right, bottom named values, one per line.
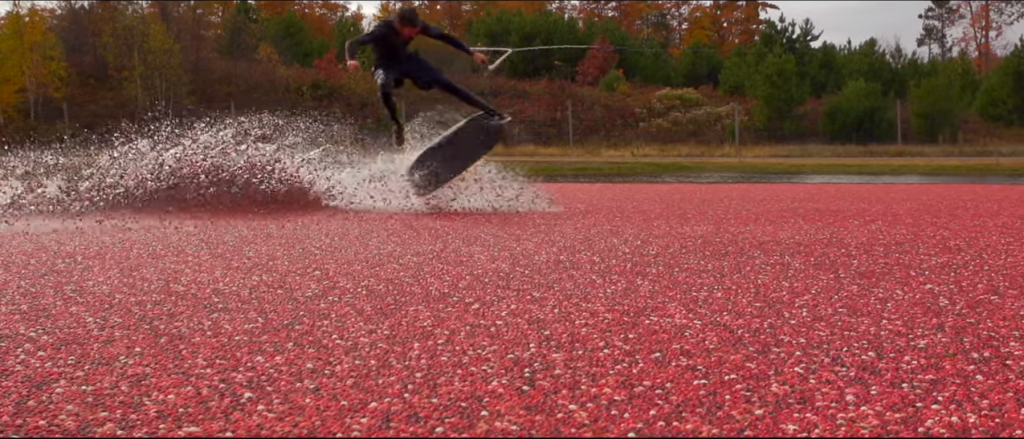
left=821, top=79, right=895, bottom=143
left=599, top=69, right=628, bottom=93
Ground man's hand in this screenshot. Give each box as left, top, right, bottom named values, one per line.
left=472, top=52, right=488, bottom=66
left=346, top=60, right=360, bottom=71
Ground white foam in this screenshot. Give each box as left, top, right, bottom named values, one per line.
left=0, top=111, right=557, bottom=217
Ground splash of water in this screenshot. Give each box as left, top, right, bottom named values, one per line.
left=0, top=111, right=557, bottom=219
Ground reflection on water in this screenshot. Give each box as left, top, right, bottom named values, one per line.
left=541, top=173, right=1024, bottom=185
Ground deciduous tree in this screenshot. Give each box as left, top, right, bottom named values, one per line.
left=953, top=0, right=1023, bottom=74
left=414, top=1, right=471, bottom=36
left=548, top=0, right=575, bottom=18
left=683, top=0, right=779, bottom=57
left=575, top=1, right=617, bottom=24
left=2, top=2, right=69, bottom=122
left=256, top=40, right=281, bottom=64
left=659, top=0, right=696, bottom=51
left=255, top=0, right=297, bottom=19
left=0, top=12, right=24, bottom=125
left=294, top=0, right=357, bottom=41
left=50, top=0, right=112, bottom=118
left=96, top=1, right=148, bottom=112
left=375, top=1, right=415, bottom=21
left=142, top=11, right=188, bottom=114
left=469, top=1, right=550, bottom=17
left=576, top=35, right=619, bottom=86
left=574, top=1, right=675, bottom=45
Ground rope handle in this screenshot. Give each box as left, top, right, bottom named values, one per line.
left=471, top=45, right=664, bottom=74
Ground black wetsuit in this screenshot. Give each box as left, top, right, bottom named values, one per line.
left=345, top=19, right=500, bottom=129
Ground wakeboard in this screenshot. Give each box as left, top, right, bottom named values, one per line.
left=406, top=111, right=508, bottom=196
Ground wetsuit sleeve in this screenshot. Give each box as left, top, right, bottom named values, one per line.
left=419, top=23, right=475, bottom=57
left=345, top=25, right=381, bottom=61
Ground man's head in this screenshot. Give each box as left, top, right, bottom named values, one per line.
left=395, top=7, right=421, bottom=38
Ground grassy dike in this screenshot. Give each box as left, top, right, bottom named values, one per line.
left=486, top=156, right=1024, bottom=178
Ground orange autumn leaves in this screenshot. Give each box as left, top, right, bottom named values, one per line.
left=573, top=0, right=779, bottom=55
left=256, top=0, right=363, bottom=41
left=0, top=3, right=68, bottom=122
left=377, top=1, right=550, bottom=35
left=682, top=1, right=780, bottom=56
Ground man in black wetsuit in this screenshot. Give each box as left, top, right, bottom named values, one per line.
left=345, top=7, right=510, bottom=148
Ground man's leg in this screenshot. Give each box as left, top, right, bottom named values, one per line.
left=403, top=54, right=509, bottom=122
left=435, top=79, right=509, bottom=122
left=374, top=68, right=406, bottom=147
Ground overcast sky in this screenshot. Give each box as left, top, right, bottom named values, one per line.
left=772, top=0, right=1023, bottom=50
left=3, top=0, right=1023, bottom=52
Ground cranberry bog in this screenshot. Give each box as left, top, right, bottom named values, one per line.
left=3, top=114, right=1024, bottom=437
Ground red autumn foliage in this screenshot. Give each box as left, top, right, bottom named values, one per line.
left=312, top=48, right=345, bottom=82
left=952, top=0, right=1020, bottom=75
left=576, top=35, right=619, bottom=87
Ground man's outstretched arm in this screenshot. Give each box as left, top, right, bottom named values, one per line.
left=418, top=23, right=475, bottom=57
left=345, top=26, right=382, bottom=61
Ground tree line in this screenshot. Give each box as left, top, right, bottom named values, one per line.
left=2, top=0, right=1024, bottom=147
